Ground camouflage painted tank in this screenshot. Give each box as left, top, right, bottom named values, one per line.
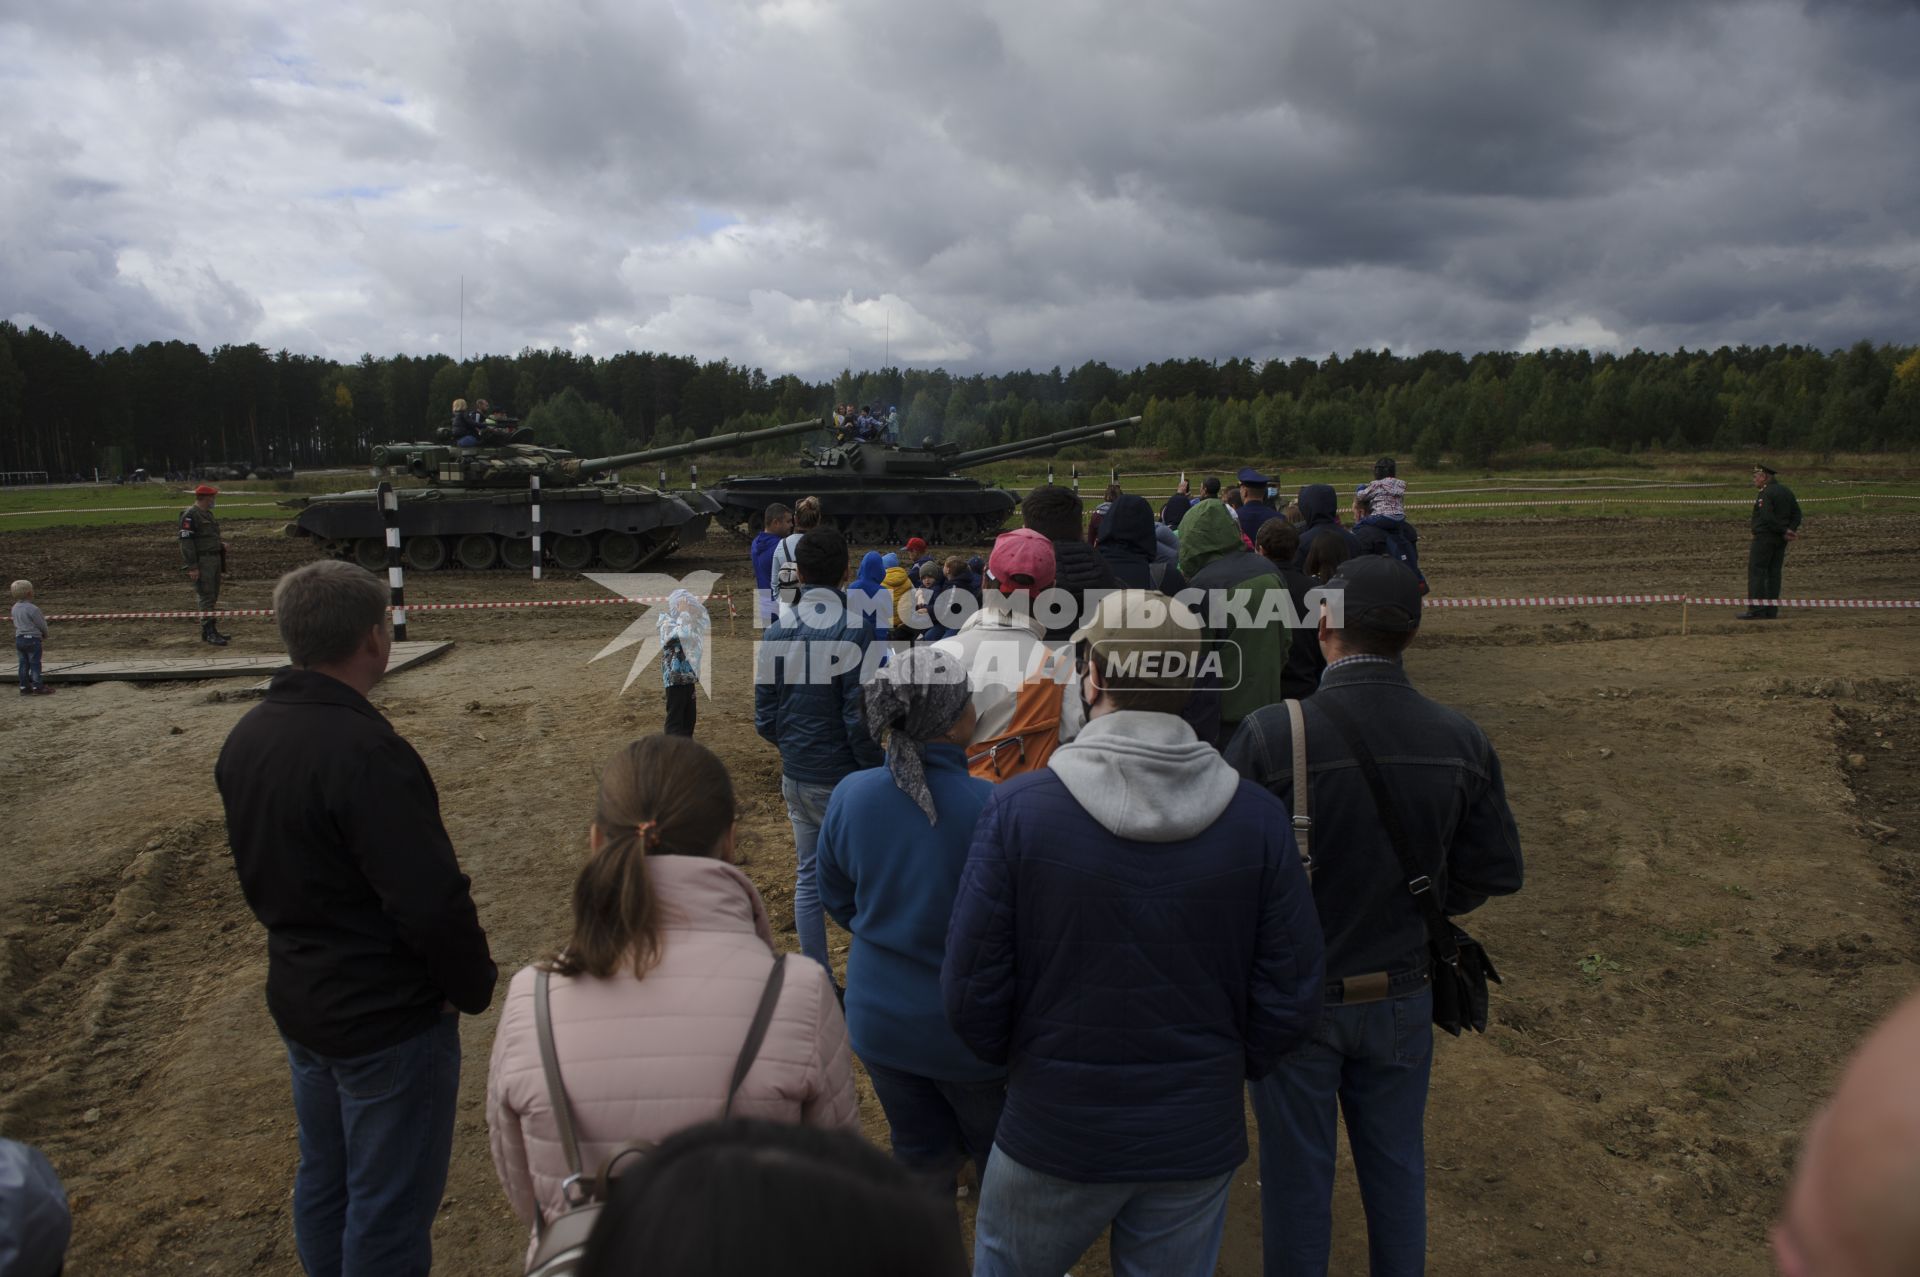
left=286, top=417, right=826, bottom=571
left=706, top=415, right=1143, bottom=545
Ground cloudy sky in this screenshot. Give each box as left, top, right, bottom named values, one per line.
left=2, top=0, right=1915, bottom=378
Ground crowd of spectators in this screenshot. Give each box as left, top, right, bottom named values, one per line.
left=16, top=455, right=1906, bottom=1277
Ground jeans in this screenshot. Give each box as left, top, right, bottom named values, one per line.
left=281, top=1014, right=462, bottom=1277
left=862, top=1060, right=1006, bottom=1191
left=663, top=682, right=697, bottom=736
left=780, top=775, right=836, bottom=972
left=16, top=635, right=42, bottom=691
left=972, top=1145, right=1232, bottom=1277
left=1250, top=985, right=1434, bottom=1277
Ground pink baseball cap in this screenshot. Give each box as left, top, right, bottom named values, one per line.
left=986, top=528, right=1056, bottom=595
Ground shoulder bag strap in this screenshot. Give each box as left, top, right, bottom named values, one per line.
left=534, top=969, right=587, bottom=1182
left=1312, top=696, right=1459, bottom=965
left=1283, top=699, right=1312, bottom=878
left=723, top=955, right=788, bottom=1118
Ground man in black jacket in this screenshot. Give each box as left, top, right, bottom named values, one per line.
left=216, top=560, right=496, bottom=1277
left=1021, top=484, right=1118, bottom=641
left=1224, top=557, right=1523, bottom=1277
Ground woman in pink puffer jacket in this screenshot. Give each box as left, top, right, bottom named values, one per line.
left=487, top=735, right=859, bottom=1242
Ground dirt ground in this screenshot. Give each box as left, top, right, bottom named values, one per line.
left=1, top=513, right=1916, bottom=1275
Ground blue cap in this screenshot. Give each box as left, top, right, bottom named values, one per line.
left=1237, top=467, right=1268, bottom=486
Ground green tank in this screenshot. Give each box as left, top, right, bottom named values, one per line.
left=707, top=415, right=1143, bottom=545
left=286, top=417, right=827, bottom=571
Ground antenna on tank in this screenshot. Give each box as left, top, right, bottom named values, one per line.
left=459, top=275, right=464, bottom=364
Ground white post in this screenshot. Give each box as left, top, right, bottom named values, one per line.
left=530, top=474, right=543, bottom=581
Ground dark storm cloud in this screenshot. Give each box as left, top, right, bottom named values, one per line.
left=2, top=0, right=1914, bottom=374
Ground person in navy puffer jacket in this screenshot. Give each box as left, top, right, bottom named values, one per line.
left=943, top=591, right=1324, bottom=1277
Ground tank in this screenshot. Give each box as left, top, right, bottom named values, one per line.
left=707, top=415, right=1143, bottom=545
left=286, top=417, right=828, bottom=571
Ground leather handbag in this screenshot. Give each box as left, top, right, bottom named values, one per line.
left=1314, top=698, right=1502, bottom=1036
left=524, top=955, right=789, bottom=1275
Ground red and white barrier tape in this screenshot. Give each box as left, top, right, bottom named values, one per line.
left=1425, top=594, right=1918, bottom=610
left=1422, top=594, right=1686, bottom=608
left=43, top=589, right=1915, bottom=623
left=1685, top=597, right=1920, bottom=610
left=47, top=592, right=733, bottom=622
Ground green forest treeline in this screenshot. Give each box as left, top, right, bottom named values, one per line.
left=1, top=320, right=1915, bottom=475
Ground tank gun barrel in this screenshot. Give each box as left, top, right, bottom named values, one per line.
left=948, top=416, right=1142, bottom=470
left=578, top=417, right=828, bottom=472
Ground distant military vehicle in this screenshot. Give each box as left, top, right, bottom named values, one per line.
left=195, top=459, right=294, bottom=481
left=285, top=417, right=827, bottom=570
left=706, top=416, right=1143, bottom=544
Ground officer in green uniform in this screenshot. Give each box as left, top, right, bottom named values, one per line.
left=1739, top=463, right=1802, bottom=620
left=180, top=483, right=231, bottom=645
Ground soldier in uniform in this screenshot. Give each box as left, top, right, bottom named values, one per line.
left=1739, top=463, right=1802, bottom=620
left=180, top=484, right=231, bottom=645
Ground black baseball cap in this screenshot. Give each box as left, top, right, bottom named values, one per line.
left=1328, top=555, right=1422, bottom=633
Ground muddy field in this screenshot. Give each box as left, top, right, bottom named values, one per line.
left=1, top=513, right=1916, bottom=1275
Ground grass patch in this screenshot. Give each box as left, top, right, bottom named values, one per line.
left=1657, top=928, right=1717, bottom=948
left=0, top=484, right=304, bottom=531
left=1578, top=953, right=1626, bottom=983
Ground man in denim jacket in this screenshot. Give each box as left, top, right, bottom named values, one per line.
left=755, top=526, right=882, bottom=977
left=1224, top=556, right=1523, bottom=1277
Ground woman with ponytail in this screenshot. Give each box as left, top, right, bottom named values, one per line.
left=486, top=735, right=857, bottom=1250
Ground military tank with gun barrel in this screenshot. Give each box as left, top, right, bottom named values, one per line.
left=286, top=417, right=827, bottom=571
left=707, top=415, right=1142, bottom=545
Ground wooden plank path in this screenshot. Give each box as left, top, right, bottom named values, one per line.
left=41, top=640, right=453, bottom=684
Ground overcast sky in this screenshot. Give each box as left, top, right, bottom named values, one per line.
left=2, top=0, right=1915, bottom=379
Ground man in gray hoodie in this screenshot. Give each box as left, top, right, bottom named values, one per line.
left=944, top=590, right=1325, bottom=1276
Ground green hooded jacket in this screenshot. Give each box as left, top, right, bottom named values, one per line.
left=1177, top=499, right=1292, bottom=728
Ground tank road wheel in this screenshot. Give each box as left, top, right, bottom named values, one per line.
left=845, top=514, right=890, bottom=546
left=499, top=537, right=534, bottom=570
left=892, top=516, right=932, bottom=545
left=550, top=534, right=594, bottom=571
left=455, top=533, right=499, bottom=570
left=936, top=514, right=976, bottom=545
left=402, top=536, right=449, bottom=571
left=598, top=531, right=644, bottom=571
left=353, top=538, right=387, bottom=571
left=634, top=532, right=677, bottom=568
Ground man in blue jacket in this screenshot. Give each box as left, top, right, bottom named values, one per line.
left=755, top=525, right=882, bottom=975
left=749, top=502, right=792, bottom=625
left=944, top=591, right=1325, bottom=1277
left=1225, top=557, right=1524, bottom=1277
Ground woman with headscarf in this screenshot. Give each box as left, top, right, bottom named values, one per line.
left=814, top=647, right=1006, bottom=1206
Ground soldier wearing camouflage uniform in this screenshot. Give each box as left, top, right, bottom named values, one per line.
left=181, top=483, right=231, bottom=645
left=1739, top=463, right=1802, bottom=621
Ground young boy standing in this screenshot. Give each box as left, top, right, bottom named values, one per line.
left=12, top=580, right=52, bottom=696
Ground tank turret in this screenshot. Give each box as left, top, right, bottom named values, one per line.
left=290, top=418, right=828, bottom=571
left=707, top=415, right=1143, bottom=546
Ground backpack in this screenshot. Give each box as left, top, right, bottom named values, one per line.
left=967, top=647, right=1073, bottom=781
left=771, top=533, right=802, bottom=604
left=523, top=957, right=788, bottom=1276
